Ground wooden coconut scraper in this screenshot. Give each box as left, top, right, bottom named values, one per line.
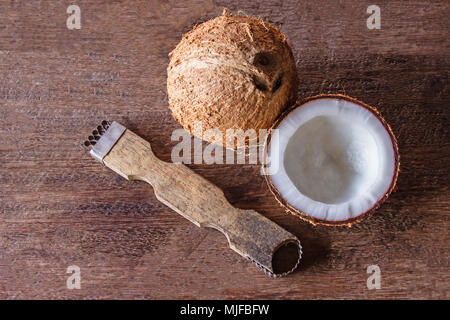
left=83, top=121, right=302, bottom=277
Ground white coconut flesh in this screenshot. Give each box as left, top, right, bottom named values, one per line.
left=268, top=98, right=396, bottom=222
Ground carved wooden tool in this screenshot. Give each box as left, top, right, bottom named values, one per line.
left=84, top=121, right=301, bottom=277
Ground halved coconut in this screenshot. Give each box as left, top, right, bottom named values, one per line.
left=264, top=94, right=399, bottom=226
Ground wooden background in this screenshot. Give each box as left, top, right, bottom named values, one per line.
left=0, top=0, right=449, bottom=299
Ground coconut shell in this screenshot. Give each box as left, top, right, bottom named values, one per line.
left=167, top=9, right=298, bottom=148
left=263, top=94, right=400, bottom=227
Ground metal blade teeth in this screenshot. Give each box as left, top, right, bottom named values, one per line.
left=83, top=120, right=110, bottom=148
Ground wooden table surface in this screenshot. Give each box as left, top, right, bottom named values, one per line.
left=0, top=0, right=449, bottom=299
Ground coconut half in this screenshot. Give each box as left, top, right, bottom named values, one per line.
left=264, top=95, right=399, bottom=226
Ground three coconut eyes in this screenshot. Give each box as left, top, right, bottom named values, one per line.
left=252, top=52, right=283, bottom=93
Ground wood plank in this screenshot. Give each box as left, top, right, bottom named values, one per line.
left=0, top=0, right=448, bottom=299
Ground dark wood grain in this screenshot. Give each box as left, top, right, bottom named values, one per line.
left=0, top=0, right=449, bottom=299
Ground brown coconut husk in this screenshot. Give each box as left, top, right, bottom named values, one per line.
left=167, top=9, right=299, bottom=149
left=263, top=94, right=400, bottom=227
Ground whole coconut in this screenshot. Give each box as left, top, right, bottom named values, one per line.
left=167, top=9, right=298, bottom=148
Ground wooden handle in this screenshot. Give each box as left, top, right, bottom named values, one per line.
left=103, top=129, right=301, bottom=276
